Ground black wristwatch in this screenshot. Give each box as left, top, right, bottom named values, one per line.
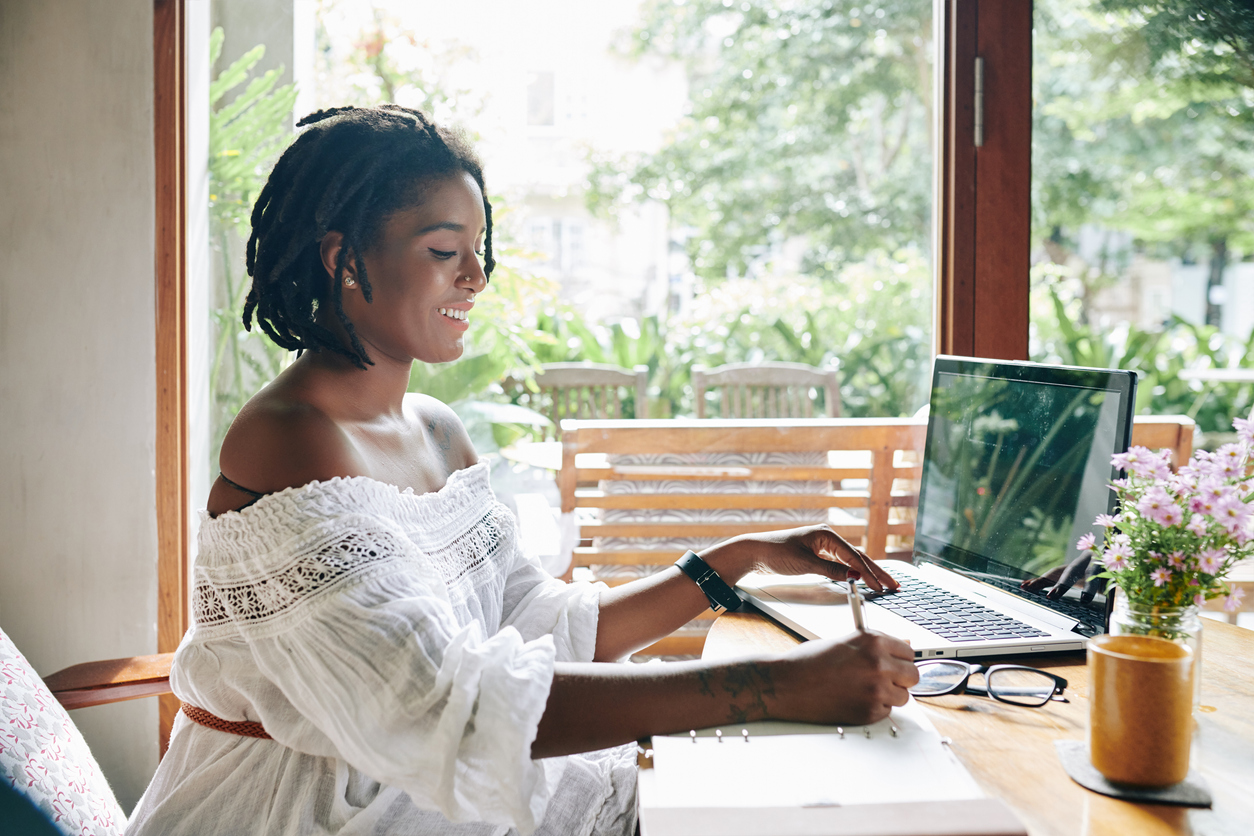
left=675, top=550, right=743, bottom=613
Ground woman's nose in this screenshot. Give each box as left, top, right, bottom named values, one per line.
left=461, top=251, right=488, bottom=290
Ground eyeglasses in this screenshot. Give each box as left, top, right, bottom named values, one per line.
left=909, top=660, right=1069, bottom=707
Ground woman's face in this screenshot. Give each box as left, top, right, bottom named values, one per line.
left=328, top=171, right=488, bottom=366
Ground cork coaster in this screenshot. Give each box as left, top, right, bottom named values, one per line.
left=1055, top=740, right=1213, bottom=807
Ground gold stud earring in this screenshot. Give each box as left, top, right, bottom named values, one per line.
left=344, top=276, right=356, bottom=288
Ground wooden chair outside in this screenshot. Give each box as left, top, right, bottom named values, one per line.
left=559, top=415, right=1196, bottom=657
left=527, top=363, right=650, bottom=438
left=692, top=362, right=841, bottom=418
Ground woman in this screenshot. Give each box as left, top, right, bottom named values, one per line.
left=126, top=105, right=917, bottom=836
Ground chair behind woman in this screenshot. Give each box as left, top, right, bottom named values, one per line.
left=527, top=362, right=650, bottom=437
left=692, top=362, right=840, bottom=418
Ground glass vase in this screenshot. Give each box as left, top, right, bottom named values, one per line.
left=1108, top=591, right=1203, bottom=710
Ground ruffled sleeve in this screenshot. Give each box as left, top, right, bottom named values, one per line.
left=500, top=550, right=605, bottom=664
left=177, top=482, right=560, bottom=834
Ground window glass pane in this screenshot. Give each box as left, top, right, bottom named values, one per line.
left=207, top=0, right=937, bottom=479
left=207, top=5, right=302, bottom=473
left=1032, top=0, right=1254, bottom=447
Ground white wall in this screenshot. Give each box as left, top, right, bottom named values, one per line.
left=0, top=0, right=159, bottom=812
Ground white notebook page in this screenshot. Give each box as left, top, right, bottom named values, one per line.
left=647, top=699, right=984, bottom=809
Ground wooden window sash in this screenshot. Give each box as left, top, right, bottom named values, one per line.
left=935, top=0, right=1032, bottom=361
left=154, top=0, right=188, bottom=756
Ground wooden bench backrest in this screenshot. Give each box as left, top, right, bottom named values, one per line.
left=560, top=415, right=1195, bottom=565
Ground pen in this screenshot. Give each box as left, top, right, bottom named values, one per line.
left=847, top=572, right=866, bottom=631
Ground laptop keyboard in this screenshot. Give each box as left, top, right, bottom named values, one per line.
left=973, top=573, right=1099, bottom=623
left=861, top=575, right=1049, bottom=643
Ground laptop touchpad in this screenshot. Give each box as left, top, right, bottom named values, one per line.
left=748, top=576, right=849, bottom=606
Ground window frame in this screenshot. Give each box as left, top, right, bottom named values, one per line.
left=152, top=0, right=1034, bottom=751
left=154, top=0, right=189, bottom=755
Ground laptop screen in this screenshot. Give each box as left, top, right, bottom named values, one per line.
left=913, top=357, right=1137, bottom=636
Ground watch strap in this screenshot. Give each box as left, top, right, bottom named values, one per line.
left=675, top=550, right=742, bottom=613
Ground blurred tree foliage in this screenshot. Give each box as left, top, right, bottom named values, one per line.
left=312, top=3, right=487, bottom=125
left=586, top=0, right=933, bottom=280
left=518, top=254, right=932, bottom=419
left=1033, top=0, right=1254, bottom=328
left=1033, top=264, right=1254, bottom=439
left=1098, top=0, right=1254, bottom=91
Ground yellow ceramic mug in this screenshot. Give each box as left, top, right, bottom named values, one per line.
left=1088, top=634, right=1194, bottom=787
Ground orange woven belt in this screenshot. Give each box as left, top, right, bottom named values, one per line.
left=182, top=704, right=273, bottom=740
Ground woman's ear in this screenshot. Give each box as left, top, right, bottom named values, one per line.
left=319, top=231, right=355, bottom=287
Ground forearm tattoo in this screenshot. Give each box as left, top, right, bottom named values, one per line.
left=701, top=662, right=775, bottom=724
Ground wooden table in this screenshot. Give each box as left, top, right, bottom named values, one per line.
left=704, top=610, right=1254, bottom=836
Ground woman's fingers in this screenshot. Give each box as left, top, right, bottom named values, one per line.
left=813, top=528, right=898, bottom=591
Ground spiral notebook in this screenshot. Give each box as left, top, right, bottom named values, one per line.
left=637, top=699, right=1027, bottom=836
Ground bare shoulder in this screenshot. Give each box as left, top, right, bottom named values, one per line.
left=209, top=385, right=368, bottom=516
left=407, top=393, right=479, bottom=472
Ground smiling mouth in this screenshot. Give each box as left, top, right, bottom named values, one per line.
left=437, top=308, right=468, bottom=321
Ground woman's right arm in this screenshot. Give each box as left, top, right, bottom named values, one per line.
left=533, top=630, right=916, bottom=759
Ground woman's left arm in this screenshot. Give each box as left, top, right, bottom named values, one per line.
left=592, top=525, right=900, bottom=662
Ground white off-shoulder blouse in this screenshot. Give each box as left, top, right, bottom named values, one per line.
left=125, top=462, right=636, bottom=836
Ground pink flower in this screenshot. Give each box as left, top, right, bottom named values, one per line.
left=1150, top=451, right=1174, bottom=481
left=1076, top=532, right=1097, bottom=552
left=1112, top=447, right=1157, bottom=476
left=1199, top=549, right=1225, bottom=574
left=1094, top=514, right=1121, bottom=528
left=1159, top=504, right=1185, bottom=527
left=1216, top=442, right=1245, bottom=465
left=1136, top=486, right=1177, bottom=525
left=1234, top=417, right=1254, bottom=446
left=1168, top=552, right=1186, bottom=569
left=1219, top=462, right=1243, bottom=479
left=1150, top=567, right=1172, bottom=587
left=1103, top=554, right=1130, bottom=572
left=1213, top=493, right=1251, bottom=533
left=1103, top=542, right=1133, bottom=572
left=1186, top=513, right=1209, bottom=536
left=1194, top=592, right=1206, bottom=607
left=1224, top=587, right=1247, bottom=613
left=1200, top=479, right=1230, bottom=504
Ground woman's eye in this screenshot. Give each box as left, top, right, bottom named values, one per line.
left=429, top=248, right=457, bottom=260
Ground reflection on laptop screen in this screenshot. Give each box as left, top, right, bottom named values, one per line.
left=914, top=358, right=1137, bottom=635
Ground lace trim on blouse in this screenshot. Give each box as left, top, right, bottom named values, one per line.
left=192, top=463, right=512, bottom=638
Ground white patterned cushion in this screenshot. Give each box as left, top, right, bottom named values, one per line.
left=0, top=626, right=126, bottom=836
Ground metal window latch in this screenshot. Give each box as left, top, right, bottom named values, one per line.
left=974, top=56, right=985, bottom=147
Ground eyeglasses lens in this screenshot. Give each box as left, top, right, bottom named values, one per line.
left=986, top=668, right=1057, bottom=706
left=909, top=661, right=967, bottom=696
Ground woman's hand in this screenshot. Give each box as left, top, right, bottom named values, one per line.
left=702, top=524, right=901, bottom=592
left=772, top=629, right=919, bottom=726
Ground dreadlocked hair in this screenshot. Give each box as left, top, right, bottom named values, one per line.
left=243, top=104, right=495, bottom=369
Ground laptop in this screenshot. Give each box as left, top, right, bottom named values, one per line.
left=737, top=356, right=1138, bottom=659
